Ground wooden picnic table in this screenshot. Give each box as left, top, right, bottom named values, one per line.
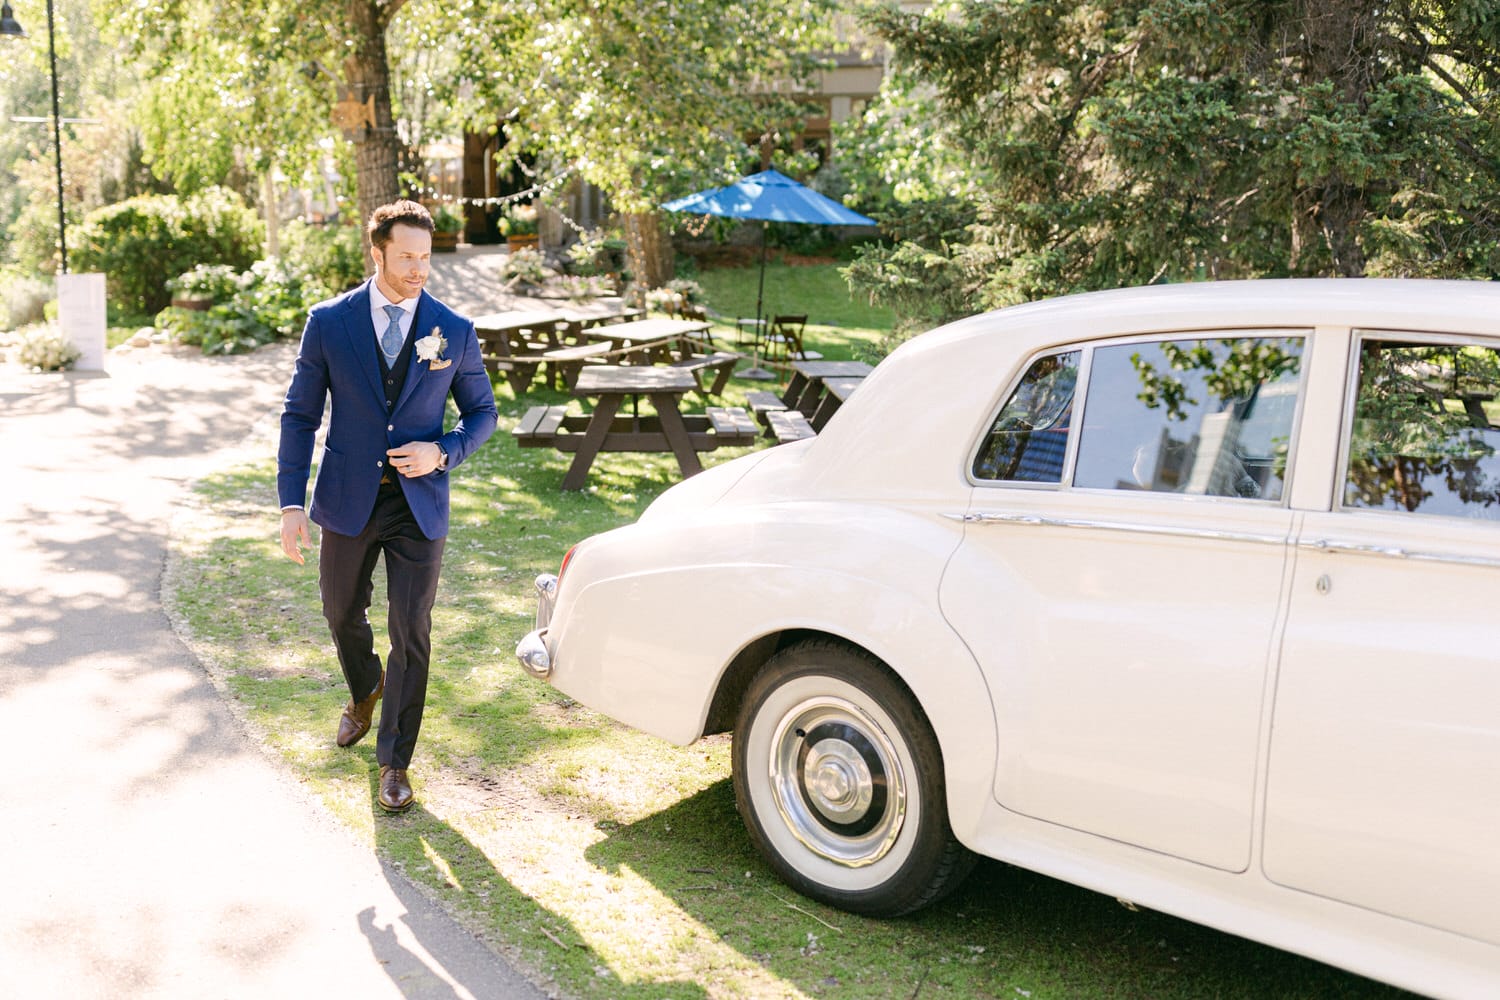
left=474, top=309, right=655, bottom=392
left=810, top=375, right=866, bottom=431
left=470, top=310, right=568, bottom=392
left=748, top=359, right=875, bottom=442
left=511, top=365, right=758, bottom=490
left=581, top=317, right=714, bottom=354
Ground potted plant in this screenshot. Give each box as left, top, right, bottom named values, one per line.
left=430, top=203, right=464, bottom=253
left=500, top=202, right=540, bottom=251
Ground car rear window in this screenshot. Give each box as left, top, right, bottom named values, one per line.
left=1343, top=337, right=1500, bottom=520
left=973, top=350, right=1080, bottom=483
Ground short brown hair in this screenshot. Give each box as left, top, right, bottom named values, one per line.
left=367, top=200, right=434, bottom=250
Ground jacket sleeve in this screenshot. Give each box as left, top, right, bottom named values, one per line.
left=277, top=311, right=330, bottom=509
left=436, top=319, right=498, bottom=467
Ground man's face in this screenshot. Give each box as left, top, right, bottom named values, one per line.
left=372, top=222, right=432, bottom=302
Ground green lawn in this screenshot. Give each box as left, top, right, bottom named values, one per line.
left=165, top=263, right=1408, bottom=1000
left=693, top=258, right=893, bottom=333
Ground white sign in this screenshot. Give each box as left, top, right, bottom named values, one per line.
left=57, top=272, right=106, bottom=372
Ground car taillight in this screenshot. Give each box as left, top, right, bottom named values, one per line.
left=557, top=544, right=578, bottom=586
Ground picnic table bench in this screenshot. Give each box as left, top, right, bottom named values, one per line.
left=512, top=366, right=758, bottom=490
left=748, top=359, right=874, bottom=441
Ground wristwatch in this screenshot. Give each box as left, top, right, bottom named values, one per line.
left=435, top=443, right=448, bottom=471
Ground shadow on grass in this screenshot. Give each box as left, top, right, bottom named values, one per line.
left=584, top=781, right=1415, bottom=1000
left=367, top=776, right=712, bottom=1000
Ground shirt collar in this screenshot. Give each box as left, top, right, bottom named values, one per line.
left=370, top=280, right=416, bottom=315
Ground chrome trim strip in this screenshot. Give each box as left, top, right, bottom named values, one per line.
left=957, top=511, right=1286, bottom=547
left=1298, top=538, right=1500, bottom=570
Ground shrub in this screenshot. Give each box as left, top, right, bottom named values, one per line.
left=14, top=323, right=81, bottom=371
left=0, top=270, right=52, bottom=331
left=156, top=256, right=331, bottom=355
left=72, top=187, right=263, bottom=316
left=279, top=220, right=366, bottom=294
left=166, top=263, right=241, bottom=303
left=499, top=246, right=550, bottom=288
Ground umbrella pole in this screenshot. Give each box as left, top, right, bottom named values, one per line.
left=740, top=220, right=775, bottom=381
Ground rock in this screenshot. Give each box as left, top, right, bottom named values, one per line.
left=129, top=329, right=153, bottom=348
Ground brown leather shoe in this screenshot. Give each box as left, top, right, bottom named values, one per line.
left=378, top=765, right=414, bottom=812
left=335, top=671, right=384, bottom=748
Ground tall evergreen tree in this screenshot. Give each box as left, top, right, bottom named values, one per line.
left=849, top=0, right=1500, bottom=326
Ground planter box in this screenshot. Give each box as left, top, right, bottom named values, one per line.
left=170, top=296, right=213, bottom=311
left=432, top=230, right=460, bottom=253
left=506, top=234, right=539, bottom=252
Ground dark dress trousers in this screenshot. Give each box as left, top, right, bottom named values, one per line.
left=278, top=280, right=497, bottom=767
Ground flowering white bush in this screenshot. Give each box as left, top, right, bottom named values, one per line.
left=15, top=324, right=81, bottom=371
left=499, top=246, right=551, bottom=288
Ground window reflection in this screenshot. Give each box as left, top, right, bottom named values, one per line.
left=1344, top=339, right=1500, bottom=520
left=973, top=351, right=1080, bottom=483
left=1075, top=338, right=1304, bottom=500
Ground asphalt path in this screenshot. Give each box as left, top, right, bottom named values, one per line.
left=0, top=338, right=549, bottom=999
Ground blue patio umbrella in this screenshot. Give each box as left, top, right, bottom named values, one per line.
left=663, top=169, right=875, bottom=376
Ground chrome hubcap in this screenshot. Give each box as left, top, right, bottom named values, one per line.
left=769, top=696, right=906, bottom=867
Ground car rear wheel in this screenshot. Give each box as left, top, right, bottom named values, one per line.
left=732, top=640, right=976, bottom=916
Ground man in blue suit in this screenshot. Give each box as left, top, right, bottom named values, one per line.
left=277, top=200, right=497, bottom=812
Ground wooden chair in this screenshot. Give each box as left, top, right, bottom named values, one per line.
left=765, top=314, right=821, bottom=362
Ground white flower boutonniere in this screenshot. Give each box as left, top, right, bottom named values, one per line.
left=416, top=327, right=452, bottom=370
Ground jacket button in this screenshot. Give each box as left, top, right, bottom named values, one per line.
left=377, top=460, right=383, bottom=467
left=387, top=424, right=394, bottom=431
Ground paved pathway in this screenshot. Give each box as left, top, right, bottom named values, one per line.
left=0, top=335, right=549, bottom=998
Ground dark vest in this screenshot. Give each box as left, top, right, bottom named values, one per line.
left=377, top=326, right=416, bottom=413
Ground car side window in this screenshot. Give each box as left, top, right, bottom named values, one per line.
left=973, top=350, right=1080, bottom=483
left=1343, top=337, right=1500, bottom=520
left=1074, top=337, right=1304, bottom=500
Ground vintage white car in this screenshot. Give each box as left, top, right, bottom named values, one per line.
left=517, top=279, right=1500, bottom=998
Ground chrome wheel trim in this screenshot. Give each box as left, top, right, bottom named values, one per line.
left=768, top=693, right=908, bottom=868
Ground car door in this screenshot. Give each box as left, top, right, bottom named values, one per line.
left=1265, top=331, right=1500, bottom=946
left=941, top=331, right=1308, bottom=872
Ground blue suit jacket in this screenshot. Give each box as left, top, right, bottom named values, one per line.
left=277, top=280, right=498, bottom=540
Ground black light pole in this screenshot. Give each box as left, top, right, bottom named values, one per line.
left=1, top=1, right=68, bottom=273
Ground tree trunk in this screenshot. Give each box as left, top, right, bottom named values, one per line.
left=1288, top=0, right=1377, bottom=276
left=623, top=211, right=675, bottom=293
left=345, top=0, right=403, bottom=273
left=262, top=170, right=280, bottom=258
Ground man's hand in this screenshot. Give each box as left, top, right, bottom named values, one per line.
left=280, top=508, right=311, bottom=565
left=387, top=441, right=442, bottom=478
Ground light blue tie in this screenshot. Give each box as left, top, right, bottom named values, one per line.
left=380, top=304, right=404, bottom=364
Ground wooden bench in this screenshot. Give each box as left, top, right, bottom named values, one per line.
left=671, top=352, right=740, bottom=399
left=705, top=406, right=759, bottom=446
left=512, top=404, right=570, bottom=445
left=766, top=409, right=816, bottom=444
left=746, top=389, right=790, bottom=418
left=542, top=341, right=613, bottom=388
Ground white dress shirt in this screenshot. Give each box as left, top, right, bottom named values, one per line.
left=370, top=282, right=416, bottom=357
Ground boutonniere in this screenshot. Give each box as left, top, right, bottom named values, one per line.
left=416, top=327, right=452, bottom=370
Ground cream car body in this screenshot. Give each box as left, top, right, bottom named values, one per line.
left=518, top=279, right=1500, bottom=999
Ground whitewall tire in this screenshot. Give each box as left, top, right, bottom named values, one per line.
left=732, top=640, right=976, bottom=916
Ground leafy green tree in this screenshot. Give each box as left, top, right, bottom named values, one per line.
left=116, top=0, right=421, bottom=261
left=0, top=0, right=163, bottom=274
left=443, top=0, right=837, bottom=288
left=849, top=0, right=1500, bottom=328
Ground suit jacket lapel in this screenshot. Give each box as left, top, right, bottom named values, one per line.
left=342, top=280, right=385, bottom=404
